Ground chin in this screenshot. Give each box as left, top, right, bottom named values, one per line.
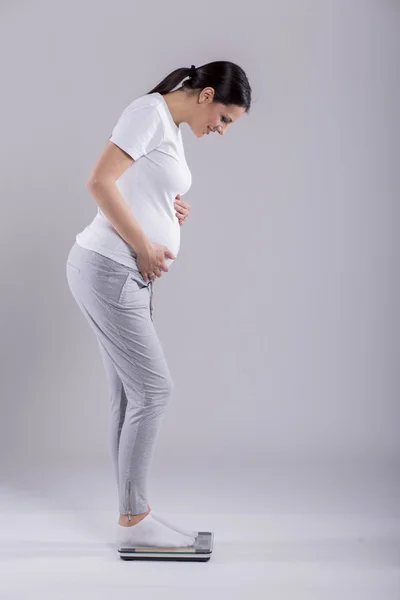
left=191, top=126, right=204, bottom=138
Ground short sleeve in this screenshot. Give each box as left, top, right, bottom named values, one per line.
left=109, top=103, right=164, bottom=160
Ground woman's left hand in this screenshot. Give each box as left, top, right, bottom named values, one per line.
left=174, top=194, right=191, bottom=226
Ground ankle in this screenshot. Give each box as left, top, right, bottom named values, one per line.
left=118, top=509, right=150, bottom=527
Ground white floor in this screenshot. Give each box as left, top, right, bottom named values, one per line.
left=1, top=461, right=399, bottom=599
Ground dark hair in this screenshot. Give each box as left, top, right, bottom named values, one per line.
left=146, top=61, right=252, bottom=114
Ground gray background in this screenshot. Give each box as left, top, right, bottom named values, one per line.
left=1, top=1, right=399, bottom=498
left=1, top=1, right=400, bottom=597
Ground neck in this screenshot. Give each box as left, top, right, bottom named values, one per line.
left=162, top=90, right=194, bottom=127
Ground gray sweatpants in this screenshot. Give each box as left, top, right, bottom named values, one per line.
left=66, top=242, right=174, bottom=517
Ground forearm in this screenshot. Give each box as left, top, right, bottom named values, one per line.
left=86, top=181, right=149, bottom=255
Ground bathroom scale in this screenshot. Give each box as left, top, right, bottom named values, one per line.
left=118, top=531, right=214, bottom=561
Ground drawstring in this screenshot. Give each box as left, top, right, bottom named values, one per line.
left=149, top=280, right=154, bottom=321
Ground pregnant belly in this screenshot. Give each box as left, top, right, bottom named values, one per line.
left=142, top=216, right=181, bottom=259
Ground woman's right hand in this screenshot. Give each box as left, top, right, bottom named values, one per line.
left=136, top=241, right=176, bottom=281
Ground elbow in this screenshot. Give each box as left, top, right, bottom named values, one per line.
left=85, top=179, right=96, bottom=189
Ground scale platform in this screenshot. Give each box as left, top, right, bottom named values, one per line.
left=118, top=531, right=214, bottom=561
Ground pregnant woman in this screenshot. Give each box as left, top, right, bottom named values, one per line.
left=66, top=60, right=251, bottom=549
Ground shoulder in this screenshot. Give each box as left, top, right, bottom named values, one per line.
left=121, top=93, right=162, bottom=118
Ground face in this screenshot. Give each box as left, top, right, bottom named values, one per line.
left=191, top=87, right=246, bottom=138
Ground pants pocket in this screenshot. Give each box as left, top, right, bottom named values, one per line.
left=118, top=273, right=149, bottom=304
left=66, top=261, right=81, bottom=273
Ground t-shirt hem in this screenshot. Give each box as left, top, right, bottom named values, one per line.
left=75, top=237, right=140, bottom=271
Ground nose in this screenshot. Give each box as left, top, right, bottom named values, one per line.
left=212, top=126, right=223, bottom=135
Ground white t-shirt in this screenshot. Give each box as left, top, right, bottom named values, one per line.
left=76, top=92, right=192, bottom=269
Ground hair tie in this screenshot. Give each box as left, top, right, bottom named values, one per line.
left=188, top=64, right=196, bottom=78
